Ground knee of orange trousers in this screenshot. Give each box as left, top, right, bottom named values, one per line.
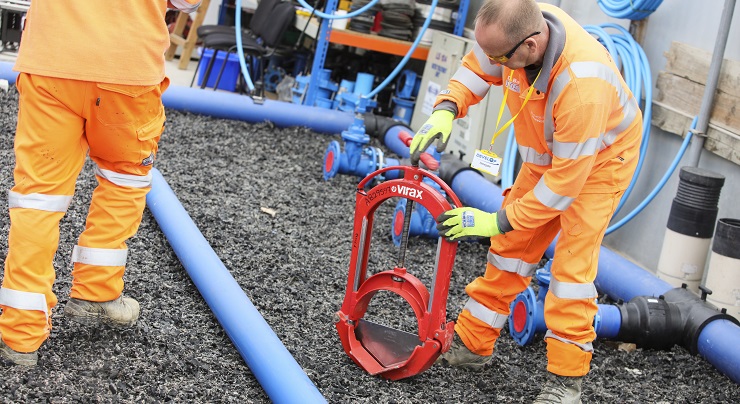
left=455, top=310, right=503, bottom=356
left=79, top=175, right=150, bottom=247
left=70, top=263, right=125, bottom=302
left=546, top=337, right=593, bottom=377
left=544, top=294, right=598, bottom=343
left=0, top=307, right=50, bottom=352
left=466, top=262, right=531, bottom=316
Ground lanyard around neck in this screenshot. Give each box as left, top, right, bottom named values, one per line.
left=490, top=68, right=542, bottom=149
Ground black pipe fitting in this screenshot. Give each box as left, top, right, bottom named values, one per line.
left=616, top=285, right=739, bottom=353
left=363, top=113, right=411, bottom=139
left=662, top=285, right=739, bottom=354
left=438, top=154, right=482, bottom=186
left=616, top=295, right=684, bottom=350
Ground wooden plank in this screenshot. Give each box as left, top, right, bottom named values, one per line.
left=655, top=72, right=740, bottom=133
left=652, top=101, right=740, bottom=165
left=663, top=41, right=740, bottom=96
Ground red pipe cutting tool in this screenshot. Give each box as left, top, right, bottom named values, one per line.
left=335, top=157, right=462, bottom=380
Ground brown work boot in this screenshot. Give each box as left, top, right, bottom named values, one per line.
left=64, top=295, right=140, bottom=328
left=0, top=334, right=38, bottom=366
left=534, top=372, right=584, bottom=404
left=434, top=333, right=492, bottom=370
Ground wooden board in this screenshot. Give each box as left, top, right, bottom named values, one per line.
left=652, top=101, right=740, bottom=165
left=655, top=72, right=740, bottom=133
left=652, top=41, right=740, bottom=165
left=663, top=41, right=740, bottom=96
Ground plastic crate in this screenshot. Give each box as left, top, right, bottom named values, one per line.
left=197, top=48, right=240, bottom=92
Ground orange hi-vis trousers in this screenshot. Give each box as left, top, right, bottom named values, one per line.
left=0, top=73, right=168, bottom=353
left=454, top=163, right=625, bottom=377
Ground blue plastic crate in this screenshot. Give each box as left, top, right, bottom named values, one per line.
left=197, top=48, right=240, bottom=92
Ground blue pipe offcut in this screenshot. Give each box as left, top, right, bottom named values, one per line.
left=147, top=168, right=326, bottom=403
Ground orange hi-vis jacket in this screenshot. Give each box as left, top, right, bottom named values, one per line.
left=435, top=3, right=642, bottom=233
left=14, top=0, right=199, bottom=85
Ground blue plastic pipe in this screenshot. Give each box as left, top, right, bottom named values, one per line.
left=146, top=168, right=327, bottom=403
left=0, top=61, right=19, bottom=83
left=161, top=85, right=354, bottom=135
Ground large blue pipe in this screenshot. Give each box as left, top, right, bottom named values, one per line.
left=146, top=168, right=326, bottom=403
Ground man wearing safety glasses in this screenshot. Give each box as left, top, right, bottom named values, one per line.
left=410, top=0, right=642, bottom=402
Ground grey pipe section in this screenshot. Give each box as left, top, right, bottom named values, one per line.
left=685, top=0, right=736, bottom=166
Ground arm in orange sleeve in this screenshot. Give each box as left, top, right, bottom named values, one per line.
left=434, top=46, right=504, bottom=118
left=499, top=101, right=611, bottom=232
left=168, top=0, right=201, bottom=13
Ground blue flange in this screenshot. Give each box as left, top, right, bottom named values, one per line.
left=509, top=286, right=540, bottom=346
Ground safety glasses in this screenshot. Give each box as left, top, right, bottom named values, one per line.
left=486, top=31, right=541, bottom=64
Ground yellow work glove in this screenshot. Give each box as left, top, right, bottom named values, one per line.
left=409, top=110, right=455, bottom=165
left=436, top=207, right=501, bottom=242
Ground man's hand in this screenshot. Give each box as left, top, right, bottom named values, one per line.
left=436, top=207, right=501, bottom=242
left=409, top=110, right=455, bottom=165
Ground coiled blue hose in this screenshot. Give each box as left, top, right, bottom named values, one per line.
left=597, top=0, right=664, bottom=20
left=606, top=117, right=698, bottom=234
left=585, top=23, right=652, bottom=218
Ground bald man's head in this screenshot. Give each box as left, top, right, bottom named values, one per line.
left=475, top=0, right=543, bottom=49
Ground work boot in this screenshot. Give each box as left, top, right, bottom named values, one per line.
left=434, top=333, right=492, bottom=370
left=534, top=372, right=584, bottom=404
left=0, top=334, right=38, bottom=366
left=64, top=295, right=140, bottom=328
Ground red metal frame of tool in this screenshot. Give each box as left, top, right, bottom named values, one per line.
left=335, top=164, right=462, bottom=380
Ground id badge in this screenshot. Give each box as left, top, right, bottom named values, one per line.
left=471, top=149, right=502, bottom=176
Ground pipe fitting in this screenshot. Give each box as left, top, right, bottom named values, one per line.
left=662, top=285, right=740, bottom=354
left=438, top=154, right=482, bottom=186
left=616, top=295, right=684, bottom=350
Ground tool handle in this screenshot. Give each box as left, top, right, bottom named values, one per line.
left=398, top=131, right=440, bottom=171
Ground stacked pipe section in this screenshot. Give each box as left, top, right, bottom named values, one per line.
left=656, top=167, right=725, bottom=292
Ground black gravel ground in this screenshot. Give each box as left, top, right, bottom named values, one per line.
left=1, top=86, right=739, bottom=403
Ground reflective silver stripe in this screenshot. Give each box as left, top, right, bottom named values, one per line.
left=0, top=287, right=48, bottom=318
left=552, top=137, right=602, bottom=160
left=95, top=166, right=152, bottom=188
left=549, top=278, right=598, bottom=300
left=602, top=96, right=640, bottom=150
left=545, top=330, right=594, bottom=353
left=472, top=43, right=503, bottom=78
left=546, top=61, right=637, bottom=151
left=518, top=145, right=552, bottom=166
left=533, top=178, right=574, bottom=211
left=8, top=191, right=72, bottom=212
left=451, top=66, right=490, bottom=98
left=487, top=251, right=538, bottom=277
left=71, top=245, right=128, bottom=267
left=464, top=298, right=508, bottom=329
left=543, top=68, right=573, bottom=150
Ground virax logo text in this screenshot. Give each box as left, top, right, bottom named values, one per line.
left=392, top=185, right=424, bottom=199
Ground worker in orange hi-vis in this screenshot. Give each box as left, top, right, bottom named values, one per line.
left=0, top=0, right=201, bottom=367
left=409, top=1, right=642, bottom=402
